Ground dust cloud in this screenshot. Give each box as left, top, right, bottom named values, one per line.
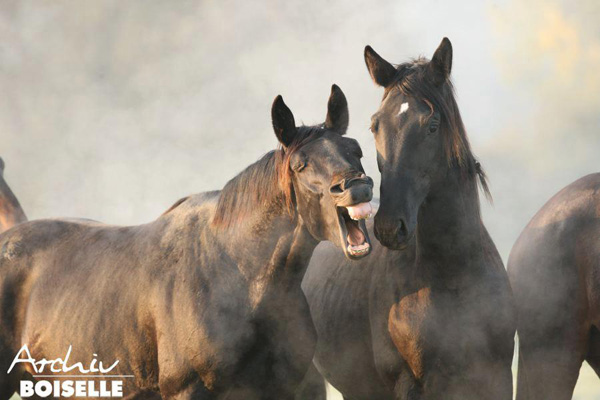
left=1, top=0, right=598, bottom=398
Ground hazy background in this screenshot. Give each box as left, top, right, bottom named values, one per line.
left=1, top=0, right=599, bottom=398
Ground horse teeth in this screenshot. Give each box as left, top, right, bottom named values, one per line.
left=347, top=242, right=371, bottom=255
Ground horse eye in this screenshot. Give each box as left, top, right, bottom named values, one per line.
left=292, top=161, right=306, bottom=172
left=429, top=117, right=440, bottom=133
left=370, top=119, right=379, bottom=134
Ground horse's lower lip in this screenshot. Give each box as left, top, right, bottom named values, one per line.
left=347, top=242, right=371, bottom=256
left=337, top=207, right=371, bottom=259
left=377, top=232, right=414, bottom=251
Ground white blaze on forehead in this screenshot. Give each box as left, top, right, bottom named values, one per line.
left=399, top=102, right=409, bottom=115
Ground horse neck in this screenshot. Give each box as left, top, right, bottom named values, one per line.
left=0, top=176, right=27, bottom=233
left=218, top=200, right=318, bottom=296
left=415, top=166, right=487, bottom=280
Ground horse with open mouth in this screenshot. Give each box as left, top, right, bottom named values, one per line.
left=0, top=157, right=27, bottom=233
left=302, top=39, right=516, bottom=399
left=0, top=85, right=373, bottom=400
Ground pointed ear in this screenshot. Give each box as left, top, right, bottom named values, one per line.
left=427, top=37, right=452, bottom=86
left=271, top=95, right=296, bottom=148
left=325, top=84, right=349, bottom=135
left=364, top=46, right=397, bottom=87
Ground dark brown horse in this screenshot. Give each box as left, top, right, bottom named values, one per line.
left=0, top=157, right=27, bottom=233
left=508, top=173, right=600, bottom=400
left=0, top=85, right=374, bottom=400
left=302, top=39, right=516, bottom=399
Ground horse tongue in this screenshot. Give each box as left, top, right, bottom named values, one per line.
left=347, top=224, right=365, bottom=246
left=346, top=202, right=373, bottom=220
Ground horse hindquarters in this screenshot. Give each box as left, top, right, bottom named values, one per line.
left=510, top=241, right=589, bottom=400
left=509, top=175, right=600, bottom=400
left=0, top=233, right=36, bottom=400
left=0, top=299, right=17, bottom=400
left=515, top=314, right=588, bottom=400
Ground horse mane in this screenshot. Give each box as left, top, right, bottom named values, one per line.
left=161, top=196, right=190, bottom=216
left=211, top=126, right=324, bottom=229
left=387, top=58, right=492, bottom=202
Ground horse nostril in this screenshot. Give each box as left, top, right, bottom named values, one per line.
left=396, top=220, right=407, bottom=237
left=374, top=215, right=409, bottom=249
left=329, top=183, right=344, bottom=194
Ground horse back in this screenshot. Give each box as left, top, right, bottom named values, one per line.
left=508, top=173, right=600, bottom=332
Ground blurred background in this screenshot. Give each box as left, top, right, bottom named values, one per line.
left=1, top=0, right=599, bottom=398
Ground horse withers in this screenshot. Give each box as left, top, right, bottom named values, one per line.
left=0, top=85, right=373, bottom=400
left=302, top=39, right=516, bottom=399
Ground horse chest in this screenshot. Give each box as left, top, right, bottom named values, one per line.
left=387, top=287, right=433, bottom=380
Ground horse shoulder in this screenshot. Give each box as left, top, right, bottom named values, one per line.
left=153, top=194, right=261, bottom=391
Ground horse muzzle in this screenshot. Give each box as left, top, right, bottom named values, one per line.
left=374, top=214, right=413, bottom=250
left=329, top=174, right=374, bottom=210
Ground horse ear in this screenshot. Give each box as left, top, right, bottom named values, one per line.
left=427, top=37, right=453, bottom=86
left=325, top=84, right=349, bottom=135
left=271, top=95, right=296, bottom=148
left=0, top=157, right=4, bottom=176
left=364, top=46, right=396, bottom=87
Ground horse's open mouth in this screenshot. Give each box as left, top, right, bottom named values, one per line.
left=337, top=202, right=372, bottom=259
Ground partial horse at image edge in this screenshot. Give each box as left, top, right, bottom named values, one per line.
left=0, top=157, right=27, bottom=233
left=509, top=173, right=600, bottom=400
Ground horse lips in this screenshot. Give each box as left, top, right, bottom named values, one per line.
left=345, top=202, right=372, bottom=255
left=346, top=202, right=372, bottom=221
